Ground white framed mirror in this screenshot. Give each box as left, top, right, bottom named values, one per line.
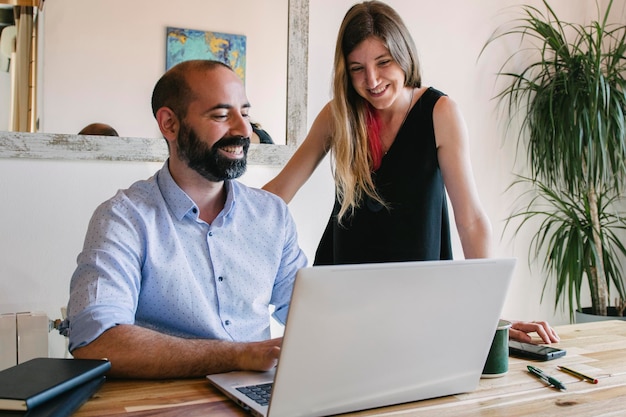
left=0, top=0, right=308, bottom=166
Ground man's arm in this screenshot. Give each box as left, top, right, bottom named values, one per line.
left=72, top=324, right=282, bottom=379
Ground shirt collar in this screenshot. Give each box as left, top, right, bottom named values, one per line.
left=156, top=160, right=237, bottom=222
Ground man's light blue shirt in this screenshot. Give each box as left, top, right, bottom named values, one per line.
left=66, top=162, right=307, bottom=351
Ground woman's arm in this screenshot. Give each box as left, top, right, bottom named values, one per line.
left=263, top=103, right=333, bottom=203
left=433, top=98, right=561, bottom=340
left=433, top=96, right=493, bottom=259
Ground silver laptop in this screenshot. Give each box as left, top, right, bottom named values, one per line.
left=207, top=258, right=515, bottom=417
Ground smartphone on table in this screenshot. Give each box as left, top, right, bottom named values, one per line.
left=509, top=340, right=566, bottom=361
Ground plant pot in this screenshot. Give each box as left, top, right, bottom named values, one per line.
left=575, top=307, right=626, bottom=323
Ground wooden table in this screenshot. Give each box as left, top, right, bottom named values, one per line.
left=73, top=320, right=626, bottom=417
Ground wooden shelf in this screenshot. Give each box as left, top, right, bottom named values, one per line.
left=0, top=0, right=41, bottom=7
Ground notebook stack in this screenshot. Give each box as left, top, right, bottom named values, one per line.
left=0, top=357, right=111, bottom=417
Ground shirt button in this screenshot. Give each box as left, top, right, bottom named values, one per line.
left=192, top=208, right=198, bottom=214
left=218, top=276, right=224, bottom=282
left=224, top=320, right=231, bottom=326
left=208, top=231, right=213, bottom=237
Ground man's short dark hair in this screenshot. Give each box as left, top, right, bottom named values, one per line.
left=151, top=60, right=233, bottom=120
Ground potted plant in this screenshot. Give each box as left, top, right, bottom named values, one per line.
left=481, top=0, right=626, bottom=322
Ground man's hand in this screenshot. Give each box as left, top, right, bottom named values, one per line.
left=237, top=338, right=282, bottom=371
left=509, top=320, right=560, bottom=344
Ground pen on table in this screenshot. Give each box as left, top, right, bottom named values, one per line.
left=557, top=365, right=599, bottom=384
left=527, top=365, right=567, bottom=390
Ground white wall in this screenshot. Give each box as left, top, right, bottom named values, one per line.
left=39, top=0, right=287, bottom=142
left=2, top=0, right=624, bottom=358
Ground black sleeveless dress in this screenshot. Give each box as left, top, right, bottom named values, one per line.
left=314, top=87, right=453, bottom=265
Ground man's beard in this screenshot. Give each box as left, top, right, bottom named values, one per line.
left=176, top=122, right=250, bottom=182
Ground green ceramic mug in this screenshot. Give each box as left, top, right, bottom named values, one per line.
left=481, top=320, right=512, bottom=378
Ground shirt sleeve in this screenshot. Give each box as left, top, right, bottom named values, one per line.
left=66, top=195, right=144, bottom=351
left=270, top=205, right=308, bottom=325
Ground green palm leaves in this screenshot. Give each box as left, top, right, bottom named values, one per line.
left=483, top=0, right=626, bottom=320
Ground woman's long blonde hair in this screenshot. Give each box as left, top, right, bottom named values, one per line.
left=330, top=1, right=422, bottom=223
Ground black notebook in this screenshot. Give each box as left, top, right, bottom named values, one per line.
left=0, top=376, right=105, bottom=417
left=0, top=358, right=111, bottom=411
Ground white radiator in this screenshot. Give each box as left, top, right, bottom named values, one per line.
left=0, top=311, right=50, bottom=371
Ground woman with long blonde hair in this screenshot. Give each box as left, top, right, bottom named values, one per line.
left=265, top=1, right=490, bottom=263
left=264, top=0, right=559, bottom=345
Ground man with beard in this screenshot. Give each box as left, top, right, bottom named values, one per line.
left=62, top=60, right=307, bottom=379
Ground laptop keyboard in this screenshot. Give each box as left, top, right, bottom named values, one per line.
left=236, top=383, right=273, bottom=406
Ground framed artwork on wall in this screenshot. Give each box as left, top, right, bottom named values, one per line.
left=165, top=26, right=247, bottom=82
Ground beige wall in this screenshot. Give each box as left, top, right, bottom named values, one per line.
left=1, top=0, right=624, bottom=359
left=40, top=0, right=288, bottom=142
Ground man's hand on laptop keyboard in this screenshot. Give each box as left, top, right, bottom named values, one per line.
left=237, top=337, right=283, bottom=371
